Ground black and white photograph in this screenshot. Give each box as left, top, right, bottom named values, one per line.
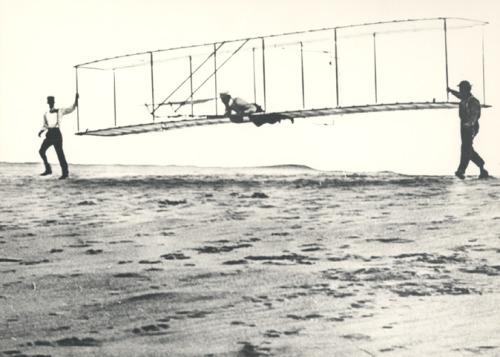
left=1, top=0, right=499, bottom=356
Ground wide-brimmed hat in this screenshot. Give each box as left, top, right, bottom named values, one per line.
left=457, top=80, right=472, bottom=90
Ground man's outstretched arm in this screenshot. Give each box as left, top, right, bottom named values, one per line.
left=447, top=87, right=461, bottom=100
left=62, top=93, right=79, bottom=115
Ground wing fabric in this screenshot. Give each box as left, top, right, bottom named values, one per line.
left=76, top=101, right=490, bottom=136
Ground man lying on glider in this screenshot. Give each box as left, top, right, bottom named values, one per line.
left=219, top=92, right=293, bottom=127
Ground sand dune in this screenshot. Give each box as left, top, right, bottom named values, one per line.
left=1, top=163, right=499, bottom=356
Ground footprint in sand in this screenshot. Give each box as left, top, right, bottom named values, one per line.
left=26, top=336, right=101, bottom=347
left=460, top=265, right=500, bottom=276
left=300, top=243, right=325, bottom=252
left=223, top=259, right=248, bottom=265
left=20, top=259, right=50, bottom=265
left=238, top=342, right=271, bottom=356
left=244, top=253, right=316, bottom=265
left=341, top=333, right=371, bottom=341
left=138, top=260, right=162, bottom=264
left=132, top=323, right=170, bottom=335
left=176, top=310, right=211, bottom=319
left=193, top=243, right=252, bottom=254
left=286, top=313, right=323, bottom=321
left=113, top=273, right=150, bottom=280
left=231, top=321, right=247, bottom=326
left=263, top=329, right=281, bottom=338
left=161, top=252, right=190, bottom=260
left=367, top=238, right=414, bottom=243
left=158, top=199, right=187, bottom=206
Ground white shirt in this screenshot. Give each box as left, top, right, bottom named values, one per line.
left=41, top=104, right=76, bottom=130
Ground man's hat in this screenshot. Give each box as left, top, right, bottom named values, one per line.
left=47, top=96, right=55, bottom=101
left=457, top=80, right=472, bottom=90
left=219, top=91, right=231, bottom=98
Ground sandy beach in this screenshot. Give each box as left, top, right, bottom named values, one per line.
left=1, top=162, right=499, bottom=356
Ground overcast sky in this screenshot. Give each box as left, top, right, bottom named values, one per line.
left=1, top=0, right=499, bottom=174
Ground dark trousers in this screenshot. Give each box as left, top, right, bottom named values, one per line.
left=39, top=128, right=68, bottom=175
left=457, top=125, right=484, bottom=174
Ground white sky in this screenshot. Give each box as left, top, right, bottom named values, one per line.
left=1, top=0, right=499, bottom=175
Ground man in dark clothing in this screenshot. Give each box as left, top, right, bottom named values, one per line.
left=38, top=93, right=79, bottom=180
left=447, top=81, right=488, bottom=180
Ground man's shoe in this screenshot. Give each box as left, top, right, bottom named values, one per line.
left=455, top=171, right=465, bottom=180
left=40, top=170, right=52, bottom=176
left=479, top=169, right=489, bottom=179
left=59, top=174, right=69, bottom=180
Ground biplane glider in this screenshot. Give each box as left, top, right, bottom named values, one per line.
left=74, top=18, right=490, bottom=137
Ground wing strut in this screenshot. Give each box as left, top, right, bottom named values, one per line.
left=173, top=38, right=251, bottom=113
left=151, top=41, right=226, bottom=116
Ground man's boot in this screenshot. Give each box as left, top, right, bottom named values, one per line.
left=479, top=168, right=489, bottom=179
left=454, top=170, right=465, bottom=180
left=40, top=163, right=52, bottom=176
left=59, top=170, right=69, bottom=180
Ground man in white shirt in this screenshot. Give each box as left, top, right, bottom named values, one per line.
left=219, top=92, right=293, bottom=126
left=38, top=93, right=79, bottom=179
left=219, top=92, right=262, bottom=121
